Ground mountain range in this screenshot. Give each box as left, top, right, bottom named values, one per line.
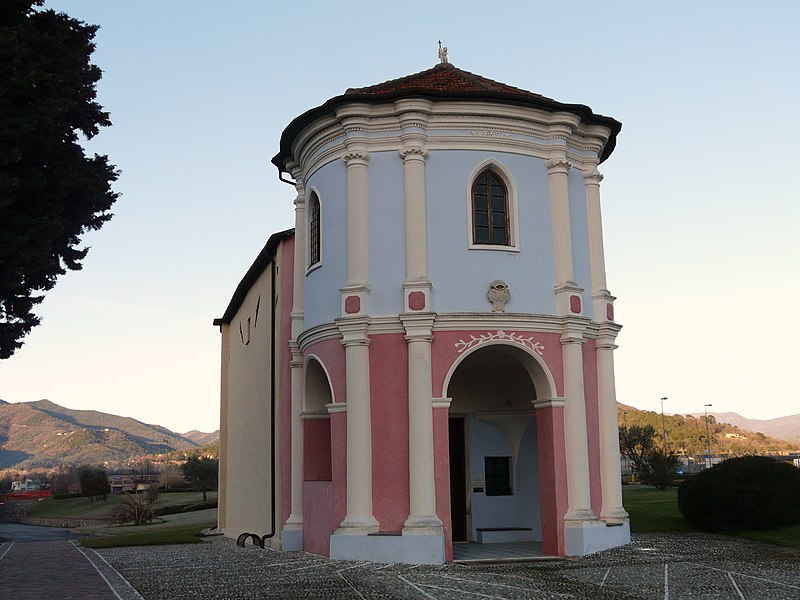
left=698, top=411, right=800, bottom=443
left=0, top=399, right=219, bottom=469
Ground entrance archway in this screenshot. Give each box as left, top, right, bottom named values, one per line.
left=445, top=343, right=550, bottom=544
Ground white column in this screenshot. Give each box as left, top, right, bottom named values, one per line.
left=283, top=343, right=304, bottom=534
left=283, top=176, right=306, bottom=540
left=400, top=314, right=441, bottom=534
left=547, top=156, right=584, bottom=316
left=547, top=157, right=575, bottom=287
left=561, top=324, right=597, bottom=522
left=583, top=167, right=615, bottom=322
left=336, top=318, right=379, bottom=533
left=401, top=138, right=429, bottom=283
left=597, top=326, right=628, bottom=521
left=343, top=147, right=369, bottom=287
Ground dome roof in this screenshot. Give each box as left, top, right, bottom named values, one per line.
left=272, top=62, right=621, bottom=170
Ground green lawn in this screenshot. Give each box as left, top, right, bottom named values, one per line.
left=80, top=508, right=217, bottom=548
left=27, top=491, right=217, bottom=520
left=622, top=484, right=800, bottom=548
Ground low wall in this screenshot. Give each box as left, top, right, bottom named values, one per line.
left=19, top=516, right=109, bottom=528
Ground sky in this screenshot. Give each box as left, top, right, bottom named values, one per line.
left=1, top=1, right=798, bottom=434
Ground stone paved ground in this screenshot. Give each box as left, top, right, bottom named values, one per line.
left=97, top=532, right=800, bottom=599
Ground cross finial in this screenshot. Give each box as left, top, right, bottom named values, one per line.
left=438, top=41, right=448, bottom=64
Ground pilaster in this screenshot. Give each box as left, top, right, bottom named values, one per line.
left=281, top=342, right=304, bottom=550
left=335, top=317, right=379, bottom=533
left=596, top=324, right=628, bottom=522
left=400, top=313, right=442, bottom=535
left=548, top=155, right=580, bottom=317
left=583, top=166, right=615, bottom=323
left=560, top=318, right=597, bottom=523
left=401, top=135, right=432, bottom=313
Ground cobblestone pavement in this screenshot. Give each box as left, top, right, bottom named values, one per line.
left=96, top=532, right=800, bottom=599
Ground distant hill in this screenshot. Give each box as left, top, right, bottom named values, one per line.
left=182, top=430, right=219, bottom=446
left=0, top=399, right=200, bottom=469
left=619, top=403, right=798, bottom=455
left=696, top=412, right=800, bottom=443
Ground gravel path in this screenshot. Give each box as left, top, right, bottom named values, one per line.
left=96, top=533, right=800, bottom=599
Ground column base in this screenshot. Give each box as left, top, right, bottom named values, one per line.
left=564, top=508, right=598, bottom=521
left=600, top=506, right=629, bottom=523
left=564, top=519, right=630, bottom=556
left=280, top=526, right=303, bottom=551
left=402, top=514, right=443, bottom=536
left=330, top=532, right=445, bottom=565
left=335, top=514, right=380, bottom=535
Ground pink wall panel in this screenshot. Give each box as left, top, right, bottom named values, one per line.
left=302, top=481, right=334, bottom=556
left=433, top=406, right=453, bottom=561
left=535, top=406, right=567, bottom=556
left=582, top=340, right=602, bottom=517
left=304, top=419, right=332, bottom=481
left=330, top=410, right=347, bottom=535
left=369, top=333, right=409, bottom=532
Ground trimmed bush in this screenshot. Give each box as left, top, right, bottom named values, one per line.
left=678, top=456, right=800, bottom=531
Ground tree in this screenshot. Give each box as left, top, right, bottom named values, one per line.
left=619, top=424, right=678, bottom=490
left=181, top=456, right=218, bottom=501
left=77, top=465, right=110, bottom=504
left=0, top=0, right=119, bottom=358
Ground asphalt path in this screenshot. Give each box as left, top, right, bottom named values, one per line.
left=0, top=522, right=86, bottom=542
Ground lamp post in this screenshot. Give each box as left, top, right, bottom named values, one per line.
left=660, top=396, right=668, bottom=449
left=704, top=403, right=713, bottom=469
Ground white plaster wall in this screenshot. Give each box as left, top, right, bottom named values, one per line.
left=223, top=265, right=275, bottom=538
left=468, top=417, right=540, bottom=540
left=426, top=150, right=556, bottom=315
left=304, top=162, right=348, bottom=329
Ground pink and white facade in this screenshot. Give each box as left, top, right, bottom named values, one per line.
left=215, top=60, right=629, bottom=564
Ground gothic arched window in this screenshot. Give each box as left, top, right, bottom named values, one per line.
left=308, top=192, right=321, bottom=268
left=471, top=169, right=509, bottom=246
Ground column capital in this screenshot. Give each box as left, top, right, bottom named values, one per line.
left=343, top=146, right=369, bottom=166
left=337, top=316, right=371, bottom=347
left=532, top=397, right=566, bottom=410
left=560, top=317, right=590, bottom=344
left=582, top=169, right=604, bottom=185
left=289, top=340, right=303, bottom=366
left=399, top=135, right=428, bottom=161
left=546, top=157, right=572, bottom=174
left=399, top=313, right=435, bottom=342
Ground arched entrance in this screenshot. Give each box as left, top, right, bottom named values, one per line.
left=445, top=343, right=551, bottom=545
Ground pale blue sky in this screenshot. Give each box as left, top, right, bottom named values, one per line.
left=1, top=1, right=798, bottom=433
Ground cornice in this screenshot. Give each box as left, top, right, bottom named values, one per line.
left=290, top=102, right=612, bottom=181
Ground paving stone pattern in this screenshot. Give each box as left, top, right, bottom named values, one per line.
left=98, top=533, right=800, bottom=599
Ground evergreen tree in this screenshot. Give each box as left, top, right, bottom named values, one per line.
left=0, top=0, right=119, bottom=358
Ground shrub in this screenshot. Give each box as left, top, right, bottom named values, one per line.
left=111, top=494, right=154, bottom=526
left=678, top=456, right=800, bottom=531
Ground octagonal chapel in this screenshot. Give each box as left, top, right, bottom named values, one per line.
left=214, top=55, right=629, bottom=564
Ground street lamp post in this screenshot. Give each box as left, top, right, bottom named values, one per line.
left=660, top=396, right=668, bottom=449
left=704, top=403, right=713, bottom=469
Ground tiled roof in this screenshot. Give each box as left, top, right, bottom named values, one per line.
left=273, top=63, right=621, bottom=168
left=344, top=63, right=546, bottom=99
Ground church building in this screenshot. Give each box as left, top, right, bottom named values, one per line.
left=214, top=52, right=630, bottom=565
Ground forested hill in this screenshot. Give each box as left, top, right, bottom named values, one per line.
left=618, top=404, right=798, bottom=455
left=0, top=399, right=203, bottom=469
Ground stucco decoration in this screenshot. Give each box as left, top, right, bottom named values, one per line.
left=606, top=303, right=614, bottom=321
left=487, top=280, right=511, bottom=313
left=454, top=330, right=545, bottom=355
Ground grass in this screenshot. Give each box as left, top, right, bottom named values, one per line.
left=623, top=484, right=800, bottom=548
left=622, top=484, right=691, bottom=533
left=27, top=491, right=217, bottom=520
left=80, top=509, right=217, bottom=549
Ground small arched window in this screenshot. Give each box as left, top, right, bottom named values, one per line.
left=472, top=170, right=509, bottom=246
left=308, top=192, right=321, bottom=268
